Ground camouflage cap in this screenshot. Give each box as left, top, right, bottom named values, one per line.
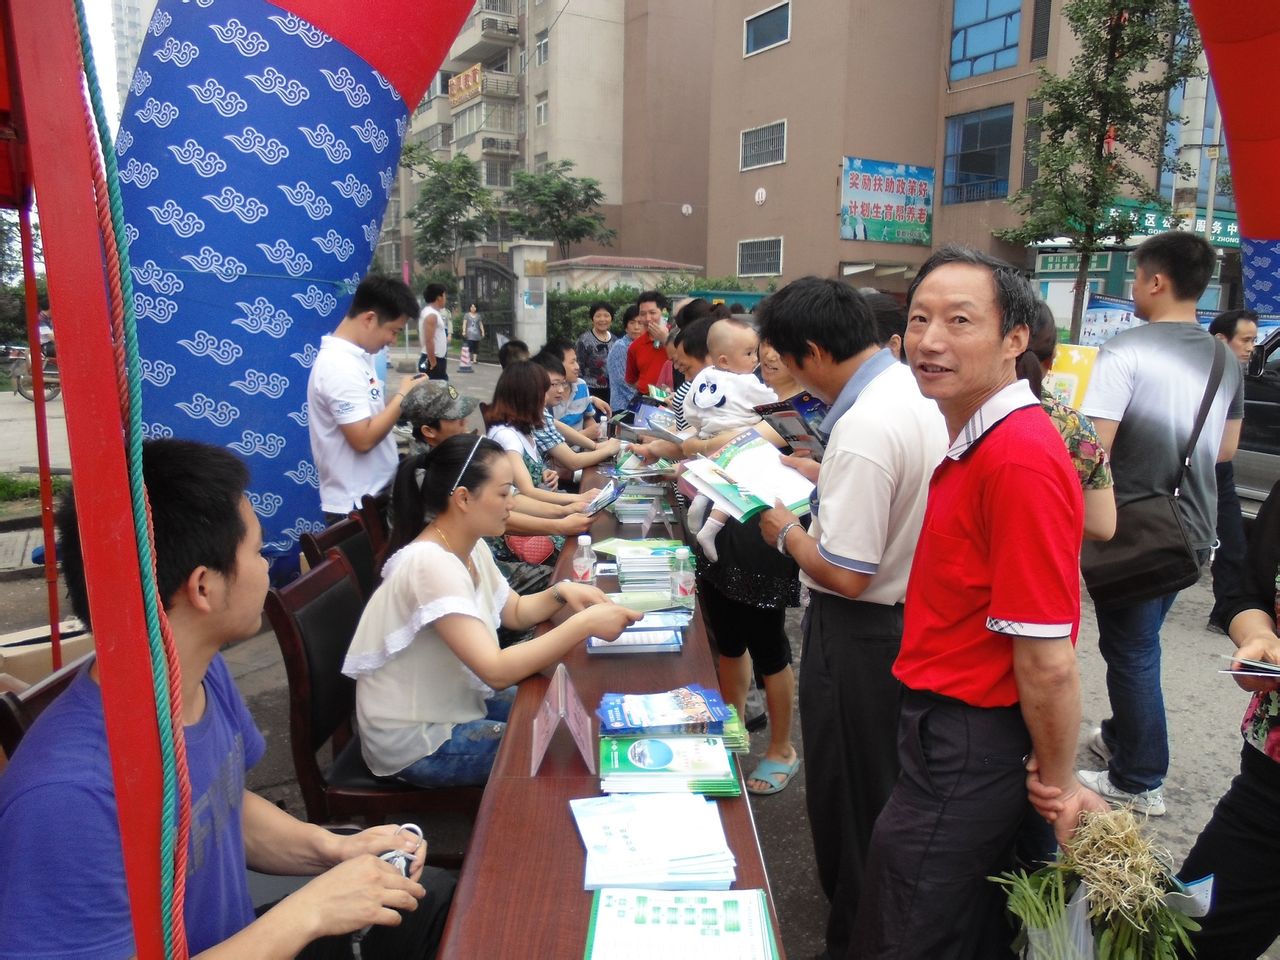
left=401, top=379, right=478, bottom=425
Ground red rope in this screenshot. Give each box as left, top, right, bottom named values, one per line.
left=78, top=68, right=192, bottom=955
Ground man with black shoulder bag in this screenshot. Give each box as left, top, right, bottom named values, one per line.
left=1078, top=231, right=1244, bottom=816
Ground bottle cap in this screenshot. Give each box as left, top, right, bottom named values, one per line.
left=578, top=535, right=592, bottom=545
left=675, top=546, right=690, bottom=557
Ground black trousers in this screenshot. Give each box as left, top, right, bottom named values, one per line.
left=801, top=592, right=904, bottom=960
left=850, top=690, right=1034, bottom=960
left=1178, top=744, right=1280, bottom=959
left=1209, top=461, right=1249, bottom=629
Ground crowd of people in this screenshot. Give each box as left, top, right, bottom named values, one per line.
left=1, top=229, right=1278, bottom=960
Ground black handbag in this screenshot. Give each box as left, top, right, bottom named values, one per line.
left=1080, top=339, right=1227, bottom=607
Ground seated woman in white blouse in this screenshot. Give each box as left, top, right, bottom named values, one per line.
left=342, top=434, right=642, bottom=787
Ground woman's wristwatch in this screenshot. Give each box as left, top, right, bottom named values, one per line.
left=775, top=521, right=801, bottom=556
left=551, top=580, right=570, bottom=604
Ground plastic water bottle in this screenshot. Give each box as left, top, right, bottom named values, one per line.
left=669, top=546, right=695, bottom=609
left=571, top=535, right=597, bottom=585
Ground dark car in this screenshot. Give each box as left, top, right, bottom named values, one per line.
left=1237, top=327, right=1280, bottom=519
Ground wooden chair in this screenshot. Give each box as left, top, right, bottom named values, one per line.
left=358, top=493, right=389, bottom=558
left=263, top=553, right=480, bottom=862
left=0, top=652, right=95, bottom=759
left=299, top=516, right=378, bottom=599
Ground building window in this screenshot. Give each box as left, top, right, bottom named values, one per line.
left=453, top=103, right=483, bottom=139
left=1030, top=0, right=1051, bottom=60
left=486, top=159, right=514, bottom=188
left=535, top=93, right=548, bottom=126
left=943, top=103, right=1014, bottom=203
left=950, top=0, right=1020, bottom=82
left=534, top=152, right=549, bottom=174
left=488, top=103, right=516, bottom=133
left=744, top=3, right=789, bottom=57
left=740, top=120, right=787, bottom=170
left=738, top=237, right=783, bottom=276
left=535, top=30, right=549, bottom=65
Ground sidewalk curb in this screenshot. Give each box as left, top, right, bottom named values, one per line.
left=0, top=513, right=41, bottom=534
left=0, top=564, right=42, bottom=583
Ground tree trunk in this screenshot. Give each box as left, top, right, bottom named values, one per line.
left=1069, top=250, right=1092, bottom=344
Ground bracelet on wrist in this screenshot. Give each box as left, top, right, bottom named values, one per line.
left=775, top=521, right=801, bottom=556
left=551, top=580, right=569, bottom=604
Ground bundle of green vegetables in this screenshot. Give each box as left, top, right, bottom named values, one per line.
left=992, top=808, right=1201, bottom=960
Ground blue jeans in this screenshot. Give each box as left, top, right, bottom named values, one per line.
left=1095, top=592, right=1179, bottom=793
left=395, top=688, right=516, bottom=788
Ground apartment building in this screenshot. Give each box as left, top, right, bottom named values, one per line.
left=111, top=0, right=159, bottom=115
left=378, top=0, right=710, bottom=278
left=704, top=0, right=1238, bottom=303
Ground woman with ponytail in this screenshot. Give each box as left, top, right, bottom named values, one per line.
left=342, top=434, right=641, bottom=787
left=1018, top=301, right=1117, bottom=541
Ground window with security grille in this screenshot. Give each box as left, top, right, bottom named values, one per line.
left=738, top=238, right=783, bottom=277
left=741, top=121, right=786, bottom=170
left=943, top=103, right=1013, bottom=204
left=486, top=159, right=513, bottom=188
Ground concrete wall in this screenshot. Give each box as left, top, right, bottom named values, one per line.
left=619, top=0, right=712, bottom=268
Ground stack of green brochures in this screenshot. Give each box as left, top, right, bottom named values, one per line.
left=616, top=542, right=684, bottom=591
left=721, top=706, right=749, bottom=754
left=598, top=735, right=740, bottom=797
left=583, top=888, right=780, bottom=959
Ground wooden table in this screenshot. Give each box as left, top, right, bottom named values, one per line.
left=438, top=491, right=783, bottom=958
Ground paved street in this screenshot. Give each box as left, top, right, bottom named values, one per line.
left=0, top=388, right=69, bottom=474
left=1, top=358, right=1275, bottom=957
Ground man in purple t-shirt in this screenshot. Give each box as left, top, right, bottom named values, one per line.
left=0, top=439, right=453, bottom=959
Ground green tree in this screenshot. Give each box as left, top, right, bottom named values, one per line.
left=403, top=147, right=496, bottom=276
left=505, top=159, right=616, bottom=260
left=997, top=0, right=1202, bottom=341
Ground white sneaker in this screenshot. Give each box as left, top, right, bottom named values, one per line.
left=1086, top=727, right=1111, bottom=763
left=1076, top=768, right=1166, bottom=817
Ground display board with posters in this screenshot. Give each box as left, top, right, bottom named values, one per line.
left=839, top=157, right=933, bottom=246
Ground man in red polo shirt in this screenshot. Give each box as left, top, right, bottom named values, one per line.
left=851, top=246, right=1105, bottom=960
left=624, top=290, right=670, bottom=396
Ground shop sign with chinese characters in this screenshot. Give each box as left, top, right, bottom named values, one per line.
left=1107, top=200, right=1239, bottom=248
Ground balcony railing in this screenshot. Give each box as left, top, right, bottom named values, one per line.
left=942, top=177, right=1009, bottom=205
left=481, top=74, right=519, bottom=98
left=480, top=17, right=519, bottom=38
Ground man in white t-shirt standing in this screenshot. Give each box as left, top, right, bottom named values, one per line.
left=308, top=275, right=424, bottom=524
left=756, top=278, right=948, bottom=960
left=1078, top=231, right=1244, bottom=816
left=419, top=282, right=450, bottom=381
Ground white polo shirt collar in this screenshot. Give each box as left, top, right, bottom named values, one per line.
left=946, top=379, right=1039, bottom=460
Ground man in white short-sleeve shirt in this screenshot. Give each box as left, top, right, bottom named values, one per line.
left=757, top=279, right=947, bottom=960
left=307, top=276, right=424, bottom=522
left=418, top=282, right=449, bottom=381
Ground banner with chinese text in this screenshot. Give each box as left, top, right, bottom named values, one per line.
left=839, top=156, right=933, bottom=246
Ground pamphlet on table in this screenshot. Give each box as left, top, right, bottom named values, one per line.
left=583, top=888, right=780, bottom=959
left=598, top=735, right=740, bottom=796
left=597, top=684, right=731, bottom=736
left=570, top=793, right=736, bottom=890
